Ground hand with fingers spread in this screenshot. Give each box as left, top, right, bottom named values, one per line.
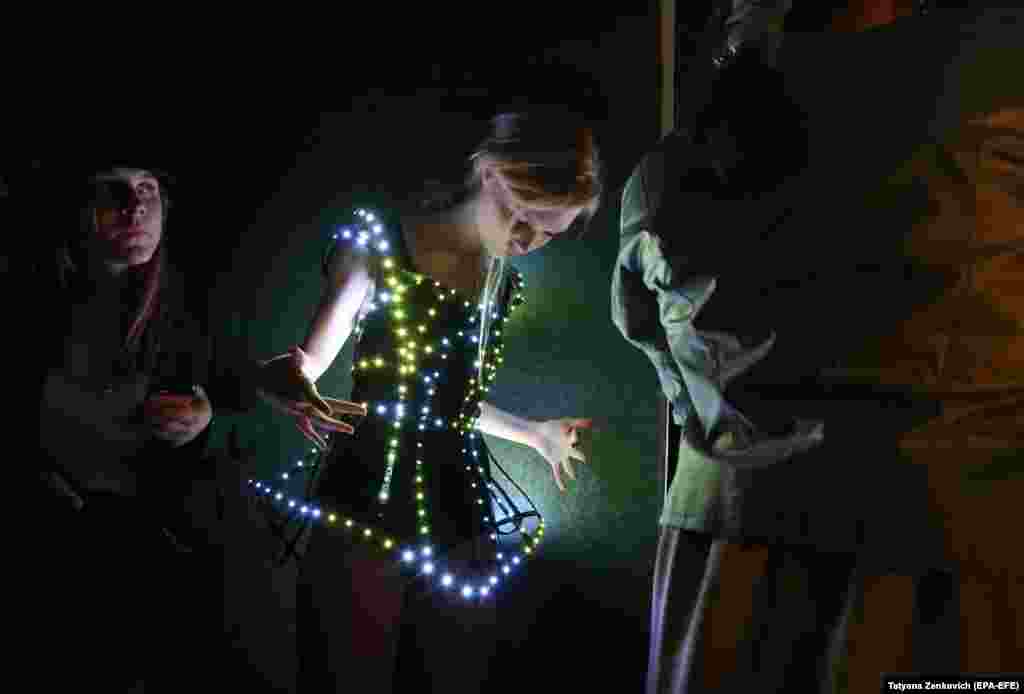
left=256, top=345, right=367, bottom=450
left=530, top=417, right=593, bottom=493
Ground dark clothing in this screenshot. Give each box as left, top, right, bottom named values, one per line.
left=10, top=251, right=256, bottom=691
left=648, top=527, right=856, bottom=694
left=275, top=205, right=523, bottom=693
left=313, top=209, right=523, bottom=552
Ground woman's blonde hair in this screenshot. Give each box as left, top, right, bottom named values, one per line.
left=420, top=111, right=603, bottom=236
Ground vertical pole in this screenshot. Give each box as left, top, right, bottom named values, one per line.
left=657, top=0, right=676, bottom=500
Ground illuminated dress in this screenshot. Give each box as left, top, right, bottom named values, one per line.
left=250, top=207, right=544, bottom=600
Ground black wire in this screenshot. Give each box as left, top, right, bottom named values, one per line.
left=481, top=438, right=542, bottom=536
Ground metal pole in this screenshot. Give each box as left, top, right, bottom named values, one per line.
left=657, top=0, right=676, bottom=500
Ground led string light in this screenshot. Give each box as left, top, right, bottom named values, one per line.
left=250, top=207, right=540, bottom=600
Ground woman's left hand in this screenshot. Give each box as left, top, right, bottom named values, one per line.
left=142, top=385, right=213, bottom=447
left=531, top=418, right=593, bottom=493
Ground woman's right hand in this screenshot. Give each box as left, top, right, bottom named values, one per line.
left=256, top=345, right=367, bottom=449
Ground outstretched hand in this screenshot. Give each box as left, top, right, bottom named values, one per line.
left=256, top=345, right=367, bottom=450
left=531, top=418, right=593, bottom=493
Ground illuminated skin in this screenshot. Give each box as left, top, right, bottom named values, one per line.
left=89, top=169, right=164, bottom=274
left=256, top=163, right=593, bottom=491
left=86, top=169, right=212, bottom=447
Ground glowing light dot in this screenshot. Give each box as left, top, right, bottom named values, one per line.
left=503, top=566, right=511, bottom=574
left=345, top=520, right=354, bottom=527
left=462, top=586, right=473, bottom=598
left=384, top=539, right=394, bottom=549
left=442, top=575, right=453, bottom=587
left=282, top=472, right=289, bottom=480
left=422, top=547, right=432, bottom=557
left=422, top=562, right=435, bottom=575
left=512, top=556, right=521, bottom=565
left=377, top=405, right=386, bottom=415
left=373, top=224, right=383, bottom=234
left=490, top=576, right=499, bottom=585
left=364, top=529, right=372, bottom=537
left=480, top=587, right=490, bottom=597
left=275, top=493, right=283, bottom=501
left=366, top=213, right=375, bottom=222
left=328, top=514, right=336, bottom=522
left=288, top=500, right=296, bottom=508
left=403, top=550, right=415, bottom=562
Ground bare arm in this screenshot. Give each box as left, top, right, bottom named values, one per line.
left=476, top=401, right=539, bottom=448
left=299, top=248, right=374, bottom=382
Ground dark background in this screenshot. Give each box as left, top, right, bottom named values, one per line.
left=1, top=5, right=669, bottom=691
left=7, top=2, right=1019, bottom=691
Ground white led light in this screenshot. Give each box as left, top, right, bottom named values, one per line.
left=489, top=576, right=499, bottom=585
left=512, top=556, right=521, bottom=565
left=342, top=230, right=352, bottom=239
left=301, top=506, right=308, bottom=514
left=373, top=224, right=383, bottom=234
left=275, top=493, right=283, bottom=501
left=377, top=405, right=386, bottom=415
left=403, top=551, right=415, bottom=563
left=288, top=500, right=296, bottom=508
left=480, top=587, right=490, bottom=597
left=422, top=562, right=435, bottom=575
left=442, top=574, right=453, bottom=587
left=462, top=586, right=473, bottom=598
left=282, top=472, right=289, bottom=480
left=378, top=241, right=389, bottom=251
left=502, top=566, right=511, bottom=574
left=422, top=546, right=433, bottom=557
left=312, top=509, right=321, bottom=518
left=366, top=213, right=375, bottom=222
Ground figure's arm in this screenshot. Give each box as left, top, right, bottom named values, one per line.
left=299, top=248, right=374, bottom=382
left=612, top=148, right=772, bottom=445
left=613, top=147, right=822, bottom=465
left=476, top=402, right=539, bottom=449
left=252, top=243, right=373, bottom=447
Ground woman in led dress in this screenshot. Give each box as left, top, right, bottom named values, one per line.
left=254, top=112, right=603, bottom=691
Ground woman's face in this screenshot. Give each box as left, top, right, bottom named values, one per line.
left=87, top=168, right=164, bottom=272
left=479, top=166, right=586, bottom=257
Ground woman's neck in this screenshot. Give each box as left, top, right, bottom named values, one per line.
left=400, top=197, right=492, bottom=297
left=404, top=195, right=484, bottom=257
